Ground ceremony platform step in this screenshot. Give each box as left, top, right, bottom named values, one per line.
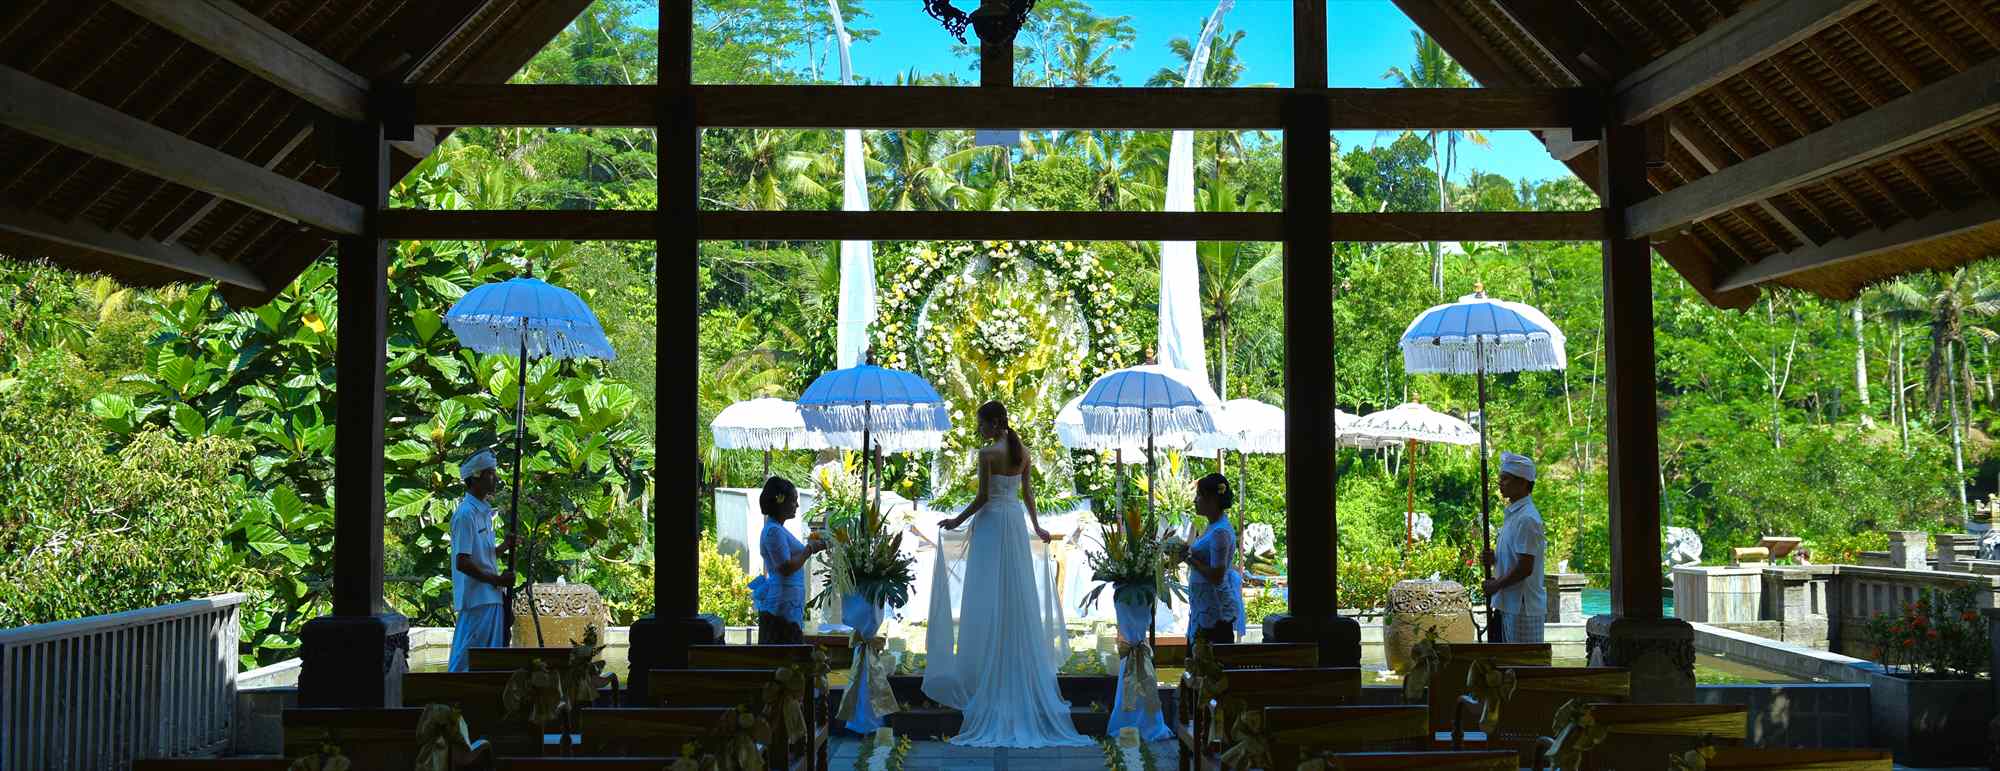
left=826, top=674, right=1179, bottom=739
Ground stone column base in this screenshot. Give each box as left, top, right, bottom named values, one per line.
left=1586, top=614, right=1694, bottom=703
left=299, top=613, right=409, bottom=707
left=626, top=613, right=724, bottom=703
left=1262, top=613, right=1362, bottom=667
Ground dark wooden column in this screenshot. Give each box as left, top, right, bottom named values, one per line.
left=628, top=0, right=720, bottom=698
left=1266, top=0, right=1360, bottom=667
left=1585, top=117, right=1693, bottom=702
left=299, top=116, right=408, bottom=707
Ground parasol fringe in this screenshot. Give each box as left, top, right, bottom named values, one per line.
left=446, top=317, right=617, bottom=361
left=1400, top=337, right=1566, bottom=375
left=800, top=403, right=949, bottom=436
left=1079, top=405, right=1217, bottom=440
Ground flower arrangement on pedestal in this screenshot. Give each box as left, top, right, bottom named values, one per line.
left=1080, top=504, right=1189, bottom=611
left=810, top=499, right=915, bottom=612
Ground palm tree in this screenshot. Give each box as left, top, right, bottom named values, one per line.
left=1146, top=26, right=1249, bottom=88
left=1196, top=181, right=1280, bottom=399
left=1049, top=9, right=1135, bottom=86
left=1383, top=31, right=1488, bottom=294
left=1879, top=270, right=1999, bottom=416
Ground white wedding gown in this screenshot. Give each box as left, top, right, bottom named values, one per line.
left=922, top=473, right=1091, bottom=747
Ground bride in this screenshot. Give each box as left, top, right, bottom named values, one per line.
left=921, top=400, right=1091, bottom=747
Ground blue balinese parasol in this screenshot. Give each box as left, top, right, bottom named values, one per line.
left=1400, top=285, right=1564, bottom=639
left=798, top=364, right=951, bottom=520
left=445, top=272, right=615, bottom=646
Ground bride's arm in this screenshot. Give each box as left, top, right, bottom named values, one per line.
left=943, top=454, right=990, bottom=530
left=1023, top=461, right=1052, bottom=542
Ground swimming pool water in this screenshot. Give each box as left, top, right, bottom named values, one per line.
left=1580, top=587, right=1672, bottom=618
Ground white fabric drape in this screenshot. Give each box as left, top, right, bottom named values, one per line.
left=829, top=0, right=876, bottom=369
left=1155, top=0, right=1233, bottom=382
left=921, top=525, right=1072, bottom=708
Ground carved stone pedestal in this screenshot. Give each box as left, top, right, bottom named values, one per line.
left=299, top=612, right=409, bottom=707
left=1262, top=613, right=1361, bottom=668
left=1384, top=580, right=1474, bottom=671
left=626, top=613, right=724, bottom=703
left=512, top=582, right=613, bottom=648
left=1585, top=614, right=1694, bottom=703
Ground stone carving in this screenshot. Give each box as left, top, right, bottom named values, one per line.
left=1981, top=528, right=2000, bottom=561
left=1384, top=579, right=1474, bottom=672
left=513, top=582, right=613, bottom=647
left=1410, top=512, right=1434, bottom=543
left=1665, top=526, right=1702, bottom=567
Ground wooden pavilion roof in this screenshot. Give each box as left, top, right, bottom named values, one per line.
left=0, top=0, right=591, bottom=307
left=1398, top=0, right=2000, bottom=309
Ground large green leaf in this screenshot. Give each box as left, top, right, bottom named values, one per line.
left=385, top=440, right=433, bottom=464
left=171, top=403, right=206, bottom=438
left=411, top=308, right=444, bottom=344
left=387, top=487, right=434, bottom=521
left=242, top=522, right=290, bottom=556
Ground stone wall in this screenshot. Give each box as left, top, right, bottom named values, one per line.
left=1672, top=556, right=2000, bottom=656
left=1695, top=684, right=1874, bottom=749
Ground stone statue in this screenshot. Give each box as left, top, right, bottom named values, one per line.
left=1665, top=526, right=1703, bottom=567
left=1241, top=522, right=1280, bottom=576
left=1979, top=527, right=2000, bottom=561
left=1410, top=512, right=1434, bottom=543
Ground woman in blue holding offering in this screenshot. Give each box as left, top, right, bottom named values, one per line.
left=751, top=476, right=824, bottom=644
left=1182, top=473, right=1245, bottom=644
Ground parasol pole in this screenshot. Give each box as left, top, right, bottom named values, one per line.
left=1146, top=408, right=1157, bottom=661
left=763, top=448, right=772, bottom=482
left=1476, top=334, right=1496, bottom=641
left=508, top=317, right=546, bottom=647
left=860, top=401, right=872, bottom=524
left=1405, top=438, right=1416, bottom=552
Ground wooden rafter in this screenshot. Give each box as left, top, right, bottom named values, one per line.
left=1738, top=65, right=1863, bottom=236
left=0, top=65, right=363, bottom=235
left=1720, top=198, right=2000, bottom=291
left=1841, top=21, right=1924, bottom=94
left=1626, top=56, right=2000, bottom=238
left=107, top=0, right=369, bottom=120
left=1939, top=0, right=2000, bottom=49
left=0, top=206, right=266, bottom=291
left=1879, top=0, right=1974, bottom=72
left=1675, top=98, right=1814, bottom=248
left=1613, top=0, right=1872, bottom=124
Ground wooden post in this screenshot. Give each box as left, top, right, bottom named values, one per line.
left=1586, top=116, right=1694, bottom=702
left=628, top=0, right=720, bottom=701
left=1266, top=0, right=1359, bottom=667
left=298, top=116, right=407, bottom=707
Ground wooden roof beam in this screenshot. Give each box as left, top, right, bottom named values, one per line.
left=108, top=0, right=369, bottom=120
left=1625, top=56, right=2000, bottom=238
left=0, top=65, right=364, bottom=235
left=0, top=206, right=266, bottom=291
left=1491, top=0, right=1630, bottom=85
left=1719, top=198, right=2000, bottom=292
left=1614, top=0, right=1872, bottom=125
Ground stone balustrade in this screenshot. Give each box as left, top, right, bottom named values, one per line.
left=1674, top=555, right=2000, bottom=656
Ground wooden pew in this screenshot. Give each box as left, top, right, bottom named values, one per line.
left=687, top=644, right=828, bottom=771
left=1424, top=643, right=1551, bottom=733
left=1173, top=644, right=1321, bottom=771
left=1694, top=748, right=1892, bottom=769
left=1564, top=703, right=1748, bottom=771
left=647, top=669, right=803, bottom=770
left=404, top=671, right=550, bottom=757
left=1264, top=705, right=1430, bottom=769
left=575, top=707, right=734, bottom=757
left=468, top=647, right=571, bottom=671
left=283, top=707, right=490, bottom=771
left=496, top=759, right=682, bottom=770
left=1322, top=750, right=1517, bottom=770
left=1183, top=668, right=1363, bottom=771
left=133, top=761, right=290, bottom=770
left=1452, top=666, right=1629, bottom=758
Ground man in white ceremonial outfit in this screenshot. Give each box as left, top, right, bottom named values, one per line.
left=448, top=449, right=515, bottom=672
left=1481, top=452, right=1546, bottom=643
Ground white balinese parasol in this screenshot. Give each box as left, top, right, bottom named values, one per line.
left=1347, top=401, right=1478, bottom=552
left=710, top=397, right=827, bottom=481
left=1077, top=365, right=1224, bottom=520
left=1190, top=398, right=1284, bottom=510
left=798, top=364, right=951, bottom=522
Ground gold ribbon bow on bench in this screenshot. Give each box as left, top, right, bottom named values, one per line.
left=835, top=635, right=899, bottom=723
left=1402, top=627, right=1448, bottom=701
left=1465, top=658, right=1518, bottom=733
left=1545, top=698, right=1608, bottom=771
left=1187, top=639, right=1232, bottom=740
left=287, top=742, right=350, bottom=771
left=412, top=703, right=480, bottom=771
left=1116, top=639, right=1161, bottom=714
left=1217, top=700, right=1272, bottom=771
left=562, top=625, right=609, bottom=710
left=763, top=663, right=810, bottom=741
left=1666, top=739, right=1718, bottom=771
left=503, top=658, right=565, bottom=729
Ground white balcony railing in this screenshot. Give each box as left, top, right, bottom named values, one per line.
left=0, top=593, right=246, bottom=770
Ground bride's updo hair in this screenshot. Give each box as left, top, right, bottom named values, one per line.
left=977, top=400, right=1025, bottom=469
left=1196, top=472, right=1235, bottom=511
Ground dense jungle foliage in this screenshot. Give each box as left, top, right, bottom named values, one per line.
left=0, top=0, right=1987, bottom=662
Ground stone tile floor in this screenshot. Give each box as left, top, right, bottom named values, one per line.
left=828, top=737, right=1175, bottom=770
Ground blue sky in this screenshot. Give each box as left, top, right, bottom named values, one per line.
left=669, top=1, right=1574, bottom=184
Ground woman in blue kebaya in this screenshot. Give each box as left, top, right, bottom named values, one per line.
left=750, top=476, right=824, bottom=644
left=1181, top=472, right=1245, bottom=644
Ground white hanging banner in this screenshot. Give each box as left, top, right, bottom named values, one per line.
left=1156, top=0, right=1234, bottom=383
left=830, top=0, right=876, bottom=369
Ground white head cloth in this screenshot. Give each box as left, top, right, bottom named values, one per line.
left=460, top=449, right=497, bottom=481
left=1499, top=451, right=1536, bottom=482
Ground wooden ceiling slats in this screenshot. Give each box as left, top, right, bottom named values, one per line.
left=1741, top=64, right=1869, bottom=237
left=1937, top=136, right=2000, bottom=199
left=1844, top=19, right=1927, bottom=93
left=1882, top=0, right=1977, bottom=71
left=1695, top=87, right=1818, bottom=247
left=1939, top=0, right=2000, bottom=49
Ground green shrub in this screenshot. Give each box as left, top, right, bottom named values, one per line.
left=699, top=534, right=756, bottom=626
left=1865, top=586, right=1989, bottom=677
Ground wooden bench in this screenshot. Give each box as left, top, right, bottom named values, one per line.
left=1693, top=748, right=1892, bottom=769
left=133, top=761, right=290, bottom=770
left=403, top=671, right=556, bottom=757
left=1321, top=750, right=1518, bottom=770
left=468, top=647, right=572, bottom=671
left=686, top=644, right=829, bottom=770
left=1180, top=667, right=1364, bottom=771
left=575, top=707, right=734, bottom=758
left=1561, top=703, right=1749, bottom=771
left=648, top=669, right=805, bottom=771
left=1264, top=705, right=1431, bottom=768
left=1452, top=666, right=1629, bottom=758
left=1423, top=643, right=1551, bottom=732
left=496, top=759, right=682, bottom=770
left=283, top=707, right=490, bottom=771
left=1173, top=644, right=1321, bottom=770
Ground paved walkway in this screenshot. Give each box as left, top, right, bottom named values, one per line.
left=829, top=737, right=1176, bottom=771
